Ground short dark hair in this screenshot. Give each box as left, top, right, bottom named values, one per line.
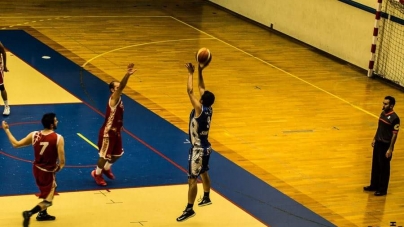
left=41, top=113, right=56, bottom=129
left=109, top=81, right=118, bottom=91
left=201, top=90, right=215, bottom=107
left=385, top=96, right=396, bottom=106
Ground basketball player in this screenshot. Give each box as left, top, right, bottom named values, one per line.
left=176, top=60, right=215, bottom=222
left=91, top=63, right=136, bottom=186
left=0, top=41, right=10, bottom=116
left=2, top=113, right=66, bottom=227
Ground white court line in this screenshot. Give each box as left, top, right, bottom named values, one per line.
left=81, top=38, right=216, bottom=68
left=169, top=16, right=379, bottom=119
left=0, top=15, right=169, bottom=29
left=0, top=14, right=378, bottom=119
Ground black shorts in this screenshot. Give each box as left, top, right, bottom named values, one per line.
left=188, top=147, right=212, bottom=178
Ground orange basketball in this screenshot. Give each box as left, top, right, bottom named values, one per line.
left=196, top=47, right=211, bottom=65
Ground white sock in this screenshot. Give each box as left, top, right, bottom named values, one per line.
left=104, top=162, right=112, bottom=170
left=4, top=100, right=8, bottom=107
left=95, top=166, right=102, bottom=175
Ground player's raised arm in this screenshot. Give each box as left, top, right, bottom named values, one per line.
left=186, top=63, right=202, bottom=116
left=198, top=64, right=206, bottom=96
left=111, top=63, right=136, bottom=106
left=197, top=49, right=211, bottom=95
left=2, top=121, right=33, bottom=148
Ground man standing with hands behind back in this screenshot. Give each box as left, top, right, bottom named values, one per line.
left=364, top=96, right=400, bottom=196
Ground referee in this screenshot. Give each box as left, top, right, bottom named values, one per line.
left=364, top=96, right=400, bottom=196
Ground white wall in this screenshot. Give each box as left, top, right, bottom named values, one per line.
left=356, top=0, right=377, bottom=8
left=209, top=0, right=376, bottom=70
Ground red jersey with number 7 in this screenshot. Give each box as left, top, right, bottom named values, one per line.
left=32, top=131, right=61, bottom=172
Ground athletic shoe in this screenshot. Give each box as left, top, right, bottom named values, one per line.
left=36, top=210, right=56, bottom=221
left=176, top=209, right=195, bottom=222
left=198, top=196, right=212, bottom=207
left=91, top=170, right=107, bottom=186
left=3, top=106, right=10, bottom=116
left=102, top=168, right=115, bottom=180
left=22, top=211, right=31, bottom=227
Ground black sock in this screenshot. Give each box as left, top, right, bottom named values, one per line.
left=186, top=203, right=193, bottom=210
left=29, top=205, right=41, bottom=215
left=204, top=191, right=210, bottom=198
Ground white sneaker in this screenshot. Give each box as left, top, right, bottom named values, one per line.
left=3, top=106, right=10, bottom=116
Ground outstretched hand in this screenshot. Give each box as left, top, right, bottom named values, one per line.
left=3, top=66, right=8, bottom=72
left=2, top=121, right=9, bottom=130
left=185, top=63, right=195, bottom=74
left=127, top=63, right=136, bottom=75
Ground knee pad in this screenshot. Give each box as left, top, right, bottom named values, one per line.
left=0, top=84, right=4, bottom=91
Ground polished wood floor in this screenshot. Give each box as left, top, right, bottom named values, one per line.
left=1, top=0, right=404, bottom=226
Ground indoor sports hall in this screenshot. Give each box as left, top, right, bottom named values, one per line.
left=1, top=1, right=404, bottom=227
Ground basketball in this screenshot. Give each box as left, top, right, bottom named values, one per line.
left=196, top=47, right=211, bottom=65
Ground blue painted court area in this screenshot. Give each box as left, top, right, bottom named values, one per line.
left=0, top=103, right=186, bottom=195
left=0, top=30, right=336, bottom=227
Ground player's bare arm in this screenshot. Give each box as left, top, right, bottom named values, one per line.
left=386, top=120, right=399, bottom=158
left=111, top=63, right=136, bottom=106
left=197, top=65, right=206, bottom=96
left=57, top=136, right=66, bottom=171
left=197, top=55, right=211, bottom=95
left=2, top=121, right=33, bottom=148
left=0, top=42, right=8, bottom=72
left=186, top=63, right=202, bottom=116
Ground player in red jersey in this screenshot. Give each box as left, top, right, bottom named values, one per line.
left=91, top=63, right=136, bottom=186
left=2, top=113, right=66, bottom=227
left=0, top=41, right=10, bottom=116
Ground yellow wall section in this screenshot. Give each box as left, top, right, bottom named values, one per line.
left=209, top=0, right=374, bottom=69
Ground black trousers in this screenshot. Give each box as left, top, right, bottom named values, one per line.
left=370, top=141, right=392, bottom=193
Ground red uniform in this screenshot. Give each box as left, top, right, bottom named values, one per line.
left=32, top=131, right=61, bottom=199
left=98, top=96, right=124, bottom=160
left=0, top=55, right=4, bottom=85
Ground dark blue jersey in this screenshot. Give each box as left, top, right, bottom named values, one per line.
left=189, top=105, right=213, bottom=148
left=375, top=110, right=400, bottom=143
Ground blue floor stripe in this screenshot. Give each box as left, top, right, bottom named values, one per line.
left=0, top=30, right=335, bottom=227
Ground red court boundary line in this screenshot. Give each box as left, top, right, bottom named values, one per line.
left=0, top=94, right=188, bottom=173
left=1, top=35, right=268, bottom=226
left=1, top=110, right=252, bottom=222
left=0, top=150, right=95, bottom=168
left=79, top=100, right=189, bottom=174
left=51, top=76, right=269, bottom=227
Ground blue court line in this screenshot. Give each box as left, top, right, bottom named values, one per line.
left=0, top=30, right=336, bottom=227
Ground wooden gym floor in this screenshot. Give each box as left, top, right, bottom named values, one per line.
left=1, top=0, right=404, bottom=226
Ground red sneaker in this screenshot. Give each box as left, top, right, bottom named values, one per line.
left=102, top=168, right=115, bottom=180
left=91, top=170, right=107, bottom=186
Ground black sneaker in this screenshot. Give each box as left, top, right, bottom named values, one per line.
left=198, top=197, right=212, bottom=207
left=176, top=209, right=195, bottom=222
left=22, top=211, right=31, bottom=227
left=363, top=186, right=377, bottom=191
left=36, top=212, right=56, bottom=221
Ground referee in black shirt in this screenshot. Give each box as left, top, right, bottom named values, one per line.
left=364, top=96, right=400, bottom=196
